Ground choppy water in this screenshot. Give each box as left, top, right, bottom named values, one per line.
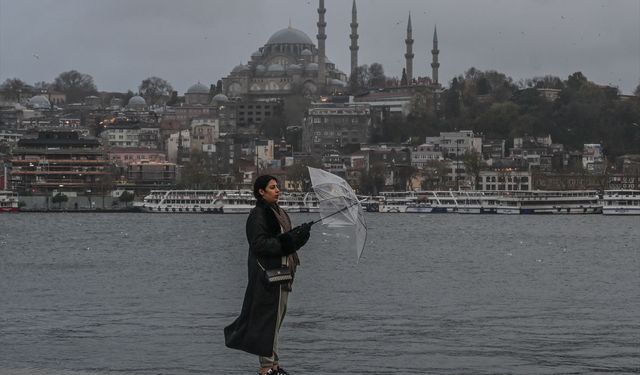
left=0, top=213, right=638, bottom=374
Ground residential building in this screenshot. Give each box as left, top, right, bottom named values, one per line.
left=425, top=130, right=482, bottom=159
left=302, top=102, right=371, bottom=157
left=479, top=169, right=532, bottom=191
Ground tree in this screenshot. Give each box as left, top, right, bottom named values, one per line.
left=353, top=64, right=370, bottom=90
left=34, top=81, right=51, bottom=90
left=1, top=78, right=29, bottom=102
left=53, top=70, right=98, bottom=103
left=52, top=192, right=68, bottom=209
left=463, top=150, right=484, bottom=190
left=566, top=71, right=588, bottom=91
left=634, top=82, right=640, bottom=97
left=286, top=162, right=312, bottom=191
left=118, top=191, right=135, bottom=207
left=421, top=160, right=448, bottom=190
left=138, top=76, right=173, bottom=106
left=368, top=63, right=386, bottom=88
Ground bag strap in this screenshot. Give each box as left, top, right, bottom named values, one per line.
left=256, top=259, right=266, bottom=271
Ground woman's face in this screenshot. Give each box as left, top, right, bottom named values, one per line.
left=259, top=179, right=280, bottom=204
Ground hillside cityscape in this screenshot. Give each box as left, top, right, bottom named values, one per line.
left=1, top=0, right=640, bottom=211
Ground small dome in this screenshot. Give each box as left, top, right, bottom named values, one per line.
left=289, top=64, right=302, bottom=71
left=306, top=63, right=319, bottom=70
left=301, top=49, right=313, bottom=56
left=212, top=93, right=229, bottom=103
left=266, top=27, right=314, bottom=46
left=187, top=82, right=209, bottom=94
left=128, top=95, right=146, bottom=107
left=330, top=79, right=346, bottom=87
left=268, top=64, right=284, bottom=72
left=232, top=64, right=249, bottom=73
left=251, top=50, right=263, bottom=57
left=28, top=95, right=51, bottom=109
left=256, top=64, right=267, bottom=72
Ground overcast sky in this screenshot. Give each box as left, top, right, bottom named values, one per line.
left=1, top=0, right=639, bottom=95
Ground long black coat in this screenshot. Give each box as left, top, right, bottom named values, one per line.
left=224, top=200, right=299, bottom=357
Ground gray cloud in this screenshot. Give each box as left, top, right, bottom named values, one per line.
left=1, top=0, right=638, bottom=94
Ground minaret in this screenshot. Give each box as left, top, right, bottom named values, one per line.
left=317, top=0, right=327, bottom=87
left=431, top=25, right=440, bottom=86
left=404, top=12, right=414, bottom=84
left=349, top=0, right=359, bottom=83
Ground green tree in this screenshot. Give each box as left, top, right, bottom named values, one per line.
left=139, top=76, right=173, bottom=106
left=421, top=160, right=448, bottom=190
left=53, top=70, right=98, bottom=103
left=1, top=78, right=29, bottom=102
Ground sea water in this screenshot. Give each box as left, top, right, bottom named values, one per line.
left=0, top=213, right=638, bottom=374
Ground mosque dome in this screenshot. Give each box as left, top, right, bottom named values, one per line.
left=187, top=82, right=209, bottom=94
left=212, top=93, right=229, bottom=103
left=256, top=64, right=267, bottom=72
left=232, top=64, right=249, bottom=73
left=301, top=49, right=313, bottom=56
left=330, top=79, right=347, bottom=87
left=28, top=95, right=51, bottom=109
left=306, top=63, right=319, bottom=70
left=289, top=64, right=302, bottom=71
left=268, top=63, right=284, bottom=72
left=128, top=95, right=146, bottom=107
left=266, top=27, right=314, bottom=46
left=251, top=50, right=263, bottom=58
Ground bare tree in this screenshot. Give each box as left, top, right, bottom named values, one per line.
left=368, top=63, right=386, bottom=88
left=139, top=76, right=174, bottom=106
left=53, top=70, right=98, bottom=103
left=1, top=78, right=29, bottom=102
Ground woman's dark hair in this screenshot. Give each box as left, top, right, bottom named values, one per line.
left=253, top=174, right=278, bottom=200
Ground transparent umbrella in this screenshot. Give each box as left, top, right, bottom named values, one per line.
left=307, top=167, right=367, bottom=262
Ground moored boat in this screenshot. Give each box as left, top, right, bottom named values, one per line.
left=0, top=190, right=19, bottom=213
left=602, top=189, right=640, bottom=215
left=134, top=190, right=224, bottom=213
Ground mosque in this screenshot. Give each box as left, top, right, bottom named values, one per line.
left=221, top=0, right=441, bottom=100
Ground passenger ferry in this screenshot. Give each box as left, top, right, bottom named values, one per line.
left=601, top=189, right=640, bottom=215
left=136, top=189, right=320, bottom=214
left=0, top=191, right=19, bottom=213
left=495, top=190, right=602, bottom=214
left=135, top=190, right=223, bottom=213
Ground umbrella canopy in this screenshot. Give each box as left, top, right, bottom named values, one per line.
left=308, top=167, right=367, bottom=261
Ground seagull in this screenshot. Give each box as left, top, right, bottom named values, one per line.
left=32, top=53, right=39, bottom=59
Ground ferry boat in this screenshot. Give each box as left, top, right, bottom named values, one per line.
left=279, top=192, right=320, bottom=213
left=496, top=190, right=602, bottom=214
left=136, top=189, right=320, bottom=214
left=0, top=191, right=19, bottom=213
left=378, top=191, right=417, bottom=213
left=601, top=189, right=640, bottom=215
left=135, top=190, right=224, bottom=213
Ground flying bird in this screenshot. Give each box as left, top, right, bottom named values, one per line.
left=32, top=53, right=39, bottom=59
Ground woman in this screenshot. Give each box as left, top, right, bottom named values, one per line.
left=224, top=175, right=311, bottom=375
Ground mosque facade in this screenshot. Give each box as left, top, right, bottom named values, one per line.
left=221, top=0, right=440, bottom=100
left=222, top=1, right=348, bottom=99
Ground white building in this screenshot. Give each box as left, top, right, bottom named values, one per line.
left=101, top=125, right=141, bottom=148
left=411, top=143, right=443, bottom=169
left=425, top=130, right=482, bottom=159
left=479, top=170, right=532, bottom=191
left=582, top=144, right=604, bottom=171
